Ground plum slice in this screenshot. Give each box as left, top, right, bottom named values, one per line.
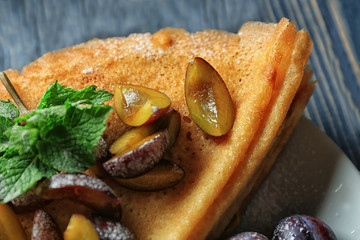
left=10, top=181, right=50, bottom=213
left=63, top=214, right=99, bottom=240
left=31, top=209, right=62, bottom=240
left=103, top=129, right=169, bottom=178
left=40, top=173, right=122, bottom=220
left=113, top=160, right=185, bottom=191
left=185, top=57, right=235, bottom=136
left=158, top=109, right=181, bottom=150
left=110, top=109, right=180, bottom=156
left=0, top=203, right=26, bottom=240
left=109, top=123, right=157, bottom=156
left=93, top=215, right=135, bottom=240
left=114, top=84, right=171, bottom=126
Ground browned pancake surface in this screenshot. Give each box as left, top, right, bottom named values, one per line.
left=1, top=18, right=312, bottom=240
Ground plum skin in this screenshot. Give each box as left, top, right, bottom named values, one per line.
left=272, top=215, right=337, bottom=240
left=227, top=232, right=269, bottom=240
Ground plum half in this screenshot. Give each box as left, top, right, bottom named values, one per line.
left=40, top=173, right=122, bottom=220
left=93, top=215, right=135, bottom=240
left=113, top=160, right=185, bottom=191
left=110, top=109, right=180, bottom=157
left=63, top=214, right=99, bottom=240
left=0, top=203, right=26, bottom=240
left=103, top=129, right=169, bottom=178
left=10, top=181, right=50, bottom=213
left=114, top=84, right=171, bottom=126
left=31, top=209, right=62, bottom=240
left=109, top=123, right=157, bottom=156
left=185, top=57, right=235, bottom=136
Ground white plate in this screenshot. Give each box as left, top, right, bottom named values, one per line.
left=237, top=117, right=360, bottom=239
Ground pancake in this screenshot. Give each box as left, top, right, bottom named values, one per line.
left=1, top=18, right=314, bottom=239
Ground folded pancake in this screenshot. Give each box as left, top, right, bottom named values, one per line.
left=1, top=18, right=314, bottom=239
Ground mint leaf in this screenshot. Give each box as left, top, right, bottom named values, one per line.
left=36, top=103, right=112, bottom=172
left=0, top=100, right=19, bottom=152
left=0, top=82, right=113, bottom=202
left=0, top=152, right=55, bottom=203
left=37, top=81, right=113, bottom=109
left=4, top=125, right=39, bottom=154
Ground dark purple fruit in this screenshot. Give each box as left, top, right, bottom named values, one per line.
left=272, top=215, right=337, bottom=240
left=158, top=109, right=181, bottom=150
left=103, top=130, right=169, bottom=178
left=31, top=209, right=62, bottom=240
left=10, top=182, right=50, bottom=213
left=93, top=216, right=135, bottom=240
left=113, top=160, right=185, bottom=191
left=40, top=173, right=122, bottom=220
left=227, top=232, right=269, bottom=240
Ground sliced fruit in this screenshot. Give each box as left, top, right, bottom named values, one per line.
left=10, top=181, right=50, bottom=214
left=110, top=109, right=181, bottom=156
left=158, top=109, right=181, bottom=150
left=185, top=57, right=235, bottom=136
left=114, top=84, right=171, bottom=126
left=32, top=209, right=62, bottom=240
left=40, top=173, right=122, bottom=220
left=0, top=203, right=26, bottom=240
left=93, top=216, right=135, bottom=240
left=113, top=160, right=185, bottom=191
left=64, top=214, right=99, bottom=240
left=109, top=123, right=157, bottom=155
left=103, top=130, right=169, bottom=178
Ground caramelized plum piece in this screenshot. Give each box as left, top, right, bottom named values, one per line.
left=103, top=130, right=169, bottom=178
left=0, top=203, right=26, bottom=240
left=114, top=84, right=171, bottom=126
left=93, top=216, right=135, bottom=240
left=228, top=232, right=269, bottom=240
left=32, top=209, right=62, bottom=240
left=109, top=123, right=157, bottom=155
left=272, top=215, right=337, bottom=240
left=40, top=173, right=122, bottom=220
left=10, top=181, right=50, bottom=213
left=113, top=160, right=185, bottom=191
left=110, top=109, right=180, bottom=156
left=185, top=57, right=235, bottom=136
left=158, top=109, right=181, bottom=150
left=63, top=214, right=99, bottom=240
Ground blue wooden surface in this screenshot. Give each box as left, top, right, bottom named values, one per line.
left=0, top=0, right=359, bottom=168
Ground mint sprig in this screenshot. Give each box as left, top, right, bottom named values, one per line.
left=0, top=82, right=113, bottom=202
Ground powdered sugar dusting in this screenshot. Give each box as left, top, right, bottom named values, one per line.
left=94, top=216, right=135, bottom=240
left=82, top=67, right=93, bottom=74
left=48, top=173, right=116, bottom=196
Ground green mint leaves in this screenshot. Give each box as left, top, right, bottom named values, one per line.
left=0, top=100, right=20, bottom=152
left=0, top=82, right=113, bottom=203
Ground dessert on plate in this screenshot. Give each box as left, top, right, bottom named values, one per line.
left=0, top=17, right=314, bottom=239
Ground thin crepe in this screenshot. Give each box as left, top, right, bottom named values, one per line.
left=0, top=18, right=313, bottom=239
